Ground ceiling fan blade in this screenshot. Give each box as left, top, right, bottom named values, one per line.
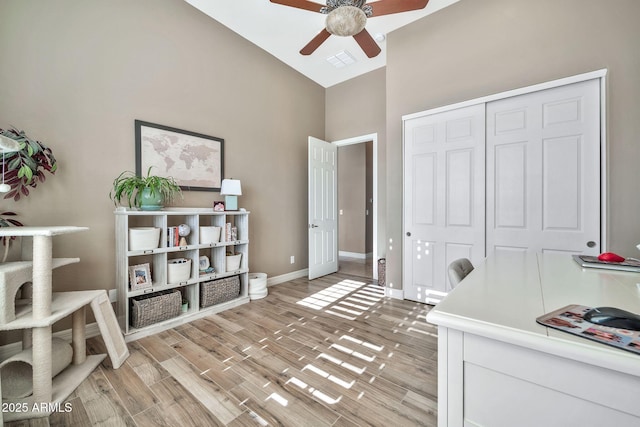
left=353, top=29, right=381, bottom=58
left=269, top=0, right=324, bottom=13
left=368, top=0, right=429, bottom=17
left=300, top=29, right=332, bottom=55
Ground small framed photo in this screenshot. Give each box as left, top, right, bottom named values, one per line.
left=129, top=263, right=152, bottom=290
left=213, top=201, right=225, bottom=212
left=199, top=255, right=210, bottom=270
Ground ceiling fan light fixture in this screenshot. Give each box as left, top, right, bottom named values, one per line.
left=325, top=6, right=367, bottom=36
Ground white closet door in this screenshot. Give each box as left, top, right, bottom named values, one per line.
left=403, top=104, right=485, bottom=304
left=486, top=79, right=601, bottom=255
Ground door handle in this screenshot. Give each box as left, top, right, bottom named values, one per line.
left=309, top=224, right=319, bottom=229
left=406, top=232, right=411, bottom=237
left=586, top=241, right=596, bottom=248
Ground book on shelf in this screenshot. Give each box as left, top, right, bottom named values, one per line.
left=225, top=223, right=232, bottom=242
left=167, top=226, right=179, bottom=247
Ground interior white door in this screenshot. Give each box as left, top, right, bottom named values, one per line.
left=308, top=136, right=338, bottom=280
left=486, top=79, right=601, bottom=255
left=403, top=104, right=486, bottom=304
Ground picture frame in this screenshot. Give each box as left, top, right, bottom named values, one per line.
left=129, top=263, right=152, bottom=290
left=199, top=255, right=210, bottom=270
left=135, top=120, right=224, bottom=191
left=213, top=201, right=225, bottom=212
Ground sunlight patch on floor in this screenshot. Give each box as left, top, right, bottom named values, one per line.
left=297, top=279, right=367, bottom=310
left=266, top=392, right=288, bottom=407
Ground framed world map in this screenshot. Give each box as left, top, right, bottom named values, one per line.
left=135, top=120, right=224, bottom=191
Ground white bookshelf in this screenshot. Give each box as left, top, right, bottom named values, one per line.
left=114, top=207, right=250, bottom=340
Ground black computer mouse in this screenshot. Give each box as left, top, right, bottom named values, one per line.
left=583, top=307, right=640, bottom=331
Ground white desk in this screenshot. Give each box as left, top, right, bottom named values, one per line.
left=426, top=252, right=640, bottom=427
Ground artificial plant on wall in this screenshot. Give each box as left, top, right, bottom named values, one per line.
left=0, top=127, right=57, bottom=201
left=0, top=127, right=58, bottom=259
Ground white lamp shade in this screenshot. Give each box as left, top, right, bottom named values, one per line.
left=220, top=179, right=242, bottom=196
left=0, top=134, right=21, bottom=153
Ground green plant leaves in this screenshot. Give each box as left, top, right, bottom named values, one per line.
left=110, top=168, right=182, bottom=209
left=0, top=128, right=57, bottom=201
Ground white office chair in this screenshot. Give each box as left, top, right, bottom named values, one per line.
left=448, top=258, right=474, bottom=289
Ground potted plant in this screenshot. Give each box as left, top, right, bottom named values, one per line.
left=110, top=166, right=182, bottom=210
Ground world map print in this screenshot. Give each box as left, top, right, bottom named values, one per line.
left=139, top=125, right=222, bottom=190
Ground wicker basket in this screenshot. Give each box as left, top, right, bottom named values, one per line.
left=130, top=289, right=181, bottom=328
left=377, top=258, right=386, bottom=287
left=200, top=276, right=240, bottom=308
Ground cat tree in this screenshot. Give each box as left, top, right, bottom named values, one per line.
left=0, top=226, right=128, bottom=423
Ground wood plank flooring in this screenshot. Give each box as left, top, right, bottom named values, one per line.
left=337, top=257, right=374, bottom=280
left=7, top=272, right=438, bottom=426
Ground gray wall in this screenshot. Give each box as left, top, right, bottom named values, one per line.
left=338, top=144, right=366, bottom=254
left=383, top=0, right=640, bottom=291
left=0, top=0, right=324, bottom=342
left=326, top=68, right=386, bottom=262
left=337, top=142, right=373, bottom=256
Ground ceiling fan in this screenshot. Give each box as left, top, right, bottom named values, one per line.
left=270, top=0, right=430, bottom=58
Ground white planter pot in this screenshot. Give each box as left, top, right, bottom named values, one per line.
left=129, top=227, right=161, bottom=251
left=226, top=253, right=242, bottom=272
left=199, top=226, right=222, bottom=244
left=167, top=258, right=191, bottom=283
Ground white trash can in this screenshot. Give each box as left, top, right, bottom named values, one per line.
left=249, top=273, right=268, bottom=300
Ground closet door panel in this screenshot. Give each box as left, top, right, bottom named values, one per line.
left=404, top=104, right=485, bottom=303
left=487, top=79, right=600, bottom=255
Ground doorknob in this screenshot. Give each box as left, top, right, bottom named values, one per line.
left=406, top=232, right=411, bottom=237
left=586, top=241, right=596, bottom=248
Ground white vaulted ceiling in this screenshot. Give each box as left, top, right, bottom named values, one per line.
left=184, top=0, right=460, bottom=88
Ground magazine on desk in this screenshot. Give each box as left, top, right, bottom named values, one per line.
left=536, top=304, right=640, bottom=355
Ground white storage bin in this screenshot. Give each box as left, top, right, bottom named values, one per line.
left=226, top=253, right=242, bottom=272
left=249, top=272, right=268, bottom=300
left=167, top=258, right=191, bottom=283
left=200, top=226, right=222, bottom=244
left=129, top=227, right=161, bottom=251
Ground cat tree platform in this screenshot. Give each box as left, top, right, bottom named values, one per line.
left=0, top=226, right=129, bottom=423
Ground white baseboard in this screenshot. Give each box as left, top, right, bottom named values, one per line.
left=267, top=268, right=309, bottom=287
left=385, top=287, right=404, bottom=300
left=0, top=323, right=102, bottom=361
left=339, top=251, right=367, bottom=259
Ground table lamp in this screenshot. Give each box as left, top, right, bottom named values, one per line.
left=220, top=179, right=242, bottom=211
left=0, top=134, right=21, bottom=193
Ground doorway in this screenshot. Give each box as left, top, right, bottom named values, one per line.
left=338, top=141, right=374, bottom=279
left=335, top=133, right=378, bottom=280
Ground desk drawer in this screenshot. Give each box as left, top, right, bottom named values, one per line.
left=463, top=333, right=640, bottom=421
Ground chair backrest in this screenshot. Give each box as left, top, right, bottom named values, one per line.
left=448, top=258, right=474, bottom=289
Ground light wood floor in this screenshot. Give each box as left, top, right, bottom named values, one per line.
left=337, top=257, right=374, bottom=280
left=9, top=272, right=437, bottom=426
